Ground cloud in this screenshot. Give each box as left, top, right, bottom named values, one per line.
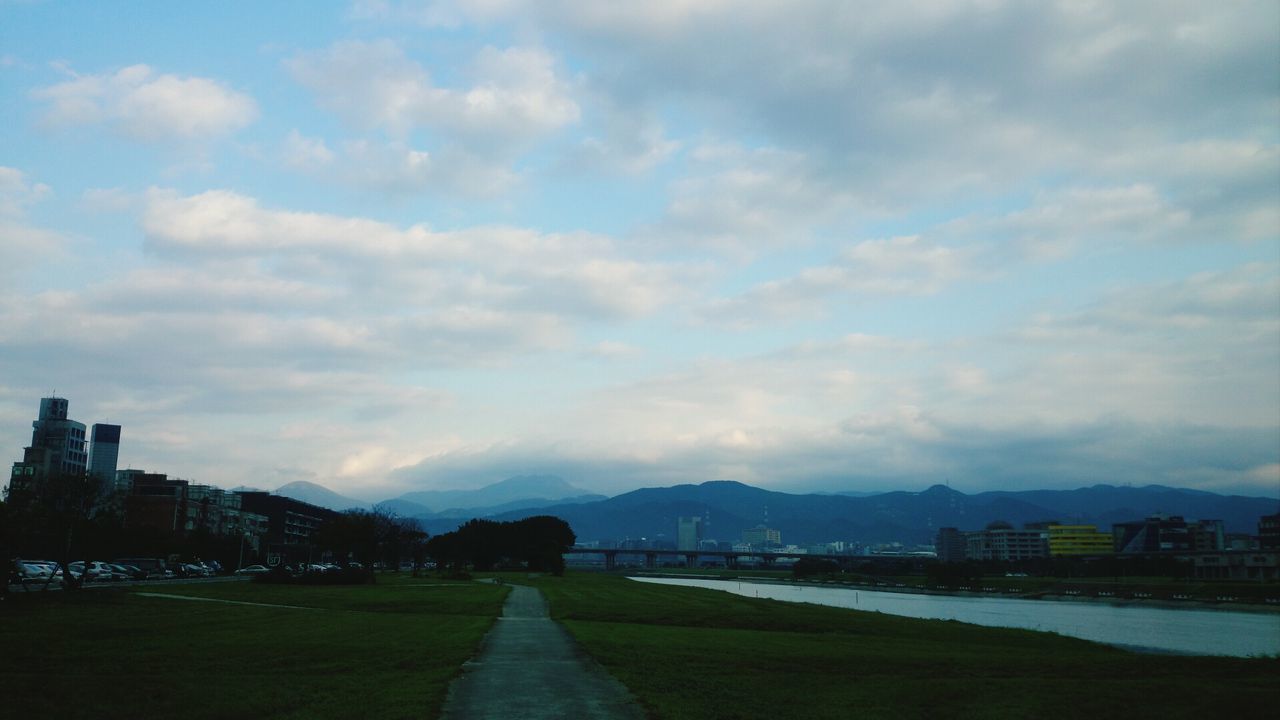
left=0, top=167, right=66, bottom=280
left=32, top=64, right=258, bottom=141
left=428, top=1, right=1278, bottom=215
left=287, top=40, right=578, bottom=146
left=700, top=235, right=982, bottom=327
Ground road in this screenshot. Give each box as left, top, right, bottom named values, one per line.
left=438, top=584, right=645, bottom=720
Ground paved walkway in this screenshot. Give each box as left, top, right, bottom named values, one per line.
left=438, top=585, right=645, bottom=720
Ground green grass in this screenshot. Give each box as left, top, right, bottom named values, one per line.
left=0, top=575, right=507, bottom=719
left=525, top=572, right=1280, bottom=720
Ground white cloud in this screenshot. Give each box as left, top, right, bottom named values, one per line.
left=282, top=130, right=335, bottom=170
left=32, top=64, right=258, bottom=141
left=700, top=235, right=981, bottom=327
left=0, top=167, right=65, bottom=281
left=287, top=40, right=578, bottom=145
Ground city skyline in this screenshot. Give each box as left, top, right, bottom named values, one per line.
left=2, top=2, right=1277, bottom=499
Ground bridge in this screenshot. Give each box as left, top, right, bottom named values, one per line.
left=562, top=547, right=932, bottom=571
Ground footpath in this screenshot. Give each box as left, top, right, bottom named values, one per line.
left=438, top=584, right=645, bottom=720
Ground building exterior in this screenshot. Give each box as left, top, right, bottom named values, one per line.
left=1045, top=524, right=1114, bottom=556
left=935, top=527, right=967, bottom=562
left=677, top=516, right=703, bottom=551
left=7, top=397, right=89, bottom=501
left=123, top=471, right=189, bottom=533
left=1192, top=551, right=1279, bottom=581
left=1259, top=514, right=1279, bottom=550
left=964, top=522, right=1048, bottom=561
left=88, top=423, right=122, bottom=492
left=741, top=525, right=781, bottom=548
left=1113, top=514, right=1224, bottom=554
left=236, top=491, right=339, bottom=564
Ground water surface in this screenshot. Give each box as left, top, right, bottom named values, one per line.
left=631, top=577, right=1280, bottom=657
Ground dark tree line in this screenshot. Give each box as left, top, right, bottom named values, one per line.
left=313, top=509, right=429, bottom=574
left=425, top=516, right=576, bottom=575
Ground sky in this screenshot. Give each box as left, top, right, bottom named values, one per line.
left=1, top=1, right=1277, bottom=501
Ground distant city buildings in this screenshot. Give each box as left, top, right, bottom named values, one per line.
left=677, top=516, right=703, bottom=551
left=1112, top=514, right=1224, bottom=554
left=965, top=521, right=1049, bottom=561
left=741, top=524, right=781, bottom=548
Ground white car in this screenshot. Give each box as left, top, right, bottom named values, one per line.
left=234, top=565, right=270, bottom=576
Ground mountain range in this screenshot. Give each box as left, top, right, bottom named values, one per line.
left=274, top=474, right=604, bottom=519
left=274, top=477, right=1279, bottom=546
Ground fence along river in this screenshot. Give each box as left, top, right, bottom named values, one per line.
left=631, top=577, right=1280, bottom=657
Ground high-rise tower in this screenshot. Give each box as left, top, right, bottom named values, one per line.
left=89, top=423, right=122, bottom=492
left=8, top=397, right=88, bottom=499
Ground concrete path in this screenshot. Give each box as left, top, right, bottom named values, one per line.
left=438, top=585, right=645, bottom=720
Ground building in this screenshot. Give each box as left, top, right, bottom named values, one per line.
left=1259, top=514, right=1279, bottom=550
left=237, top=491, right=339, bottom=564
left=677, top=516, right=703, bottom=551
left=964, top=521, right=1048, bottom=561
left=8, top=397, right=89, bottom=501
left=741, top=525, right=781, bottom=548
left=1192, top=551, right=1279, bottom=581
left=1045, top=524, right=1114, bottom=556
left=88, top=423, right=122, bottom=492
left=935, top=527, right=967, bottom=562
left=1113, top=514, right=1224, bottom=554
left=123, top=471, right=188, bottom=533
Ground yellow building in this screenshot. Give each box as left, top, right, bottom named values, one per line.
left=1047, top=525, right=1114, bottom=556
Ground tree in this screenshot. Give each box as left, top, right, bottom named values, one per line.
left=425, top=515, right=576, bottom=576
left=6, top=470, right=104, bottom=590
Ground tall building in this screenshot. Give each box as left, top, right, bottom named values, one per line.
left=7, top=397, right=88, bottom=499
left=935, top=527, right=966, bottom=562
left=88, top=423, right=122, bottom=492
left=677, top=516, right=703, bottom=551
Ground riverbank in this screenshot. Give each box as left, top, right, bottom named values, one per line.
left=526, top=572, right=1278, bottom=719
left=626, top=569, right=1280, bottom=615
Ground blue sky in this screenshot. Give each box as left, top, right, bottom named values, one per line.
left=2, top=1, right=1277, bottom=500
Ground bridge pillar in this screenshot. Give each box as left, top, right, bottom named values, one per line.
left=684, top=553, right=698, bottom=568
left=604, top=551, right=616, bottom=571
left=762, top=555, right=775, bottom=568
left=645, top=552, right=657, bottom=569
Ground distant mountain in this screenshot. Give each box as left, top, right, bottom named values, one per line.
left=450, top=481, right=1279, bottom=547
left=374, top=498, right=433, bottom=517
left=390, top=475, right=597, bottom=515
left=274, top=481, right=370, bottom=512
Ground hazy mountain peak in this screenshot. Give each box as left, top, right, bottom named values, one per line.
left=274, top=480, right=370, bottom=512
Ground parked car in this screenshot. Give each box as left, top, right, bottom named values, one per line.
left=18, top=562, right=54, bottom=583
left=114, top=557, right=169, bottom=579
left=110, top=563, right=147, bottom=580
left=234, top=565, right=270, bottom=576
left=68, top=561, right=117, bottom=582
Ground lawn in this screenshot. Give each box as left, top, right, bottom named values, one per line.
left=525, top=572, right=1280, bottom=720
left=0, top=575, right=507, bottom=719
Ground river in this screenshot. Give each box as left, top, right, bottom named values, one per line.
left=630, top=577, right=1280, bottom=657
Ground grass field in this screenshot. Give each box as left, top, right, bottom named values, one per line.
left=525, top=572, right=1280, bottom=720
left=0, top=576, right=507, bottom=719
left=4, top=571, right=1277, bottom=720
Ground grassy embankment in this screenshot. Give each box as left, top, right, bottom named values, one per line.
left=524, top=572, right=1279, bottom=720
left=0, top=575, right=507, bottom=719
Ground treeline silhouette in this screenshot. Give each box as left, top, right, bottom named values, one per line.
left=426, top=516, right=576, bottom=575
